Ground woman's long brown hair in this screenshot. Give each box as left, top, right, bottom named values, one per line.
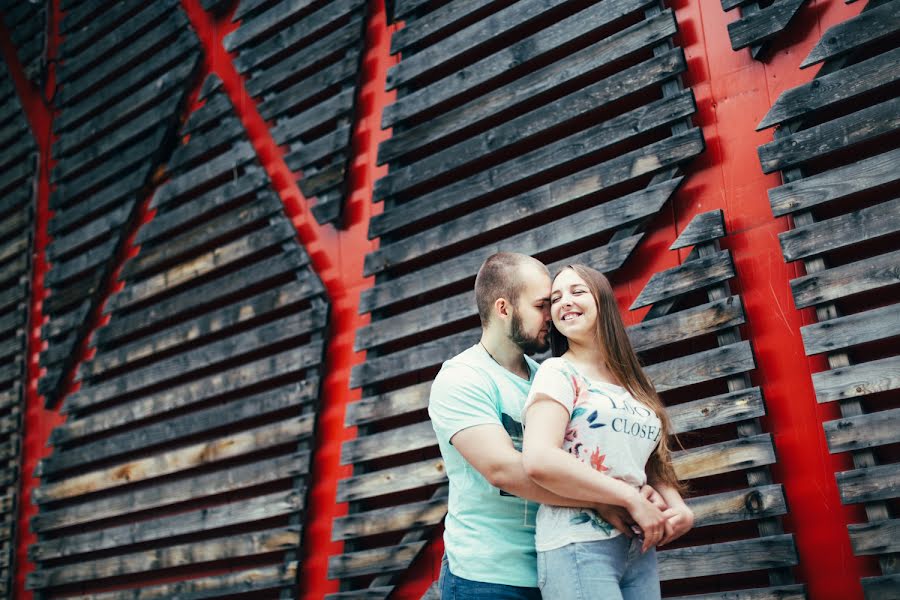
left=550, top=264, right=684, bottom=492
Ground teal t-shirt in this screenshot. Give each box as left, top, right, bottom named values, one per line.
left=428, top=344, right=540, bottom=587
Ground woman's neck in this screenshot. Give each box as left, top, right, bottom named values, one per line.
left=564, top=338, right=618, bottom=385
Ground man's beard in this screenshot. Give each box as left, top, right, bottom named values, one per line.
left=509, top=309, right=549, bottom=355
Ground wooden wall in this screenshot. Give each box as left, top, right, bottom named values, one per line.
left=0, top=0, right=897, bottom=599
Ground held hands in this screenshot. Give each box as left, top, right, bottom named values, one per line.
left=659, top=503, right=694, bottom=547
left=592, top=485, right=667, bottom=539
left=625, top=489, right=668, bottom=554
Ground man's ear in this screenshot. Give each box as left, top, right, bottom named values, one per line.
left=494, top=297, right=511, bottom=319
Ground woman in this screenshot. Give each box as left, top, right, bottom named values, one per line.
left=522, top=264, right=693, bottom=599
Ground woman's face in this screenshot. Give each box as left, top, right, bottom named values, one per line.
left=550, top=269, right=597, bottom=342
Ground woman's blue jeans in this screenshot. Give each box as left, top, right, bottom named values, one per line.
left=537, top=535, right=661, bottom=600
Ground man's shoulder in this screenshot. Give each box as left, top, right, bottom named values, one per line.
left=433, top=346, right=492, bottom=390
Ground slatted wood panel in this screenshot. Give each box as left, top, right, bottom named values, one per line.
left=0, top=57, right=35, bottom=600
left=223, top=0, right=368, bottom=226
left=334, top=0, right=706, bottom=595
left=758, top=0, right=900, bottom=595
left=26, top=78, right=329, bottom=600
left=634, top=211, right=799, bottom=596
left=0, top=0, right=47, bottom=85
left=722, top=0, right=809, bottom=59
left=39, top=1, right=202, bottom=405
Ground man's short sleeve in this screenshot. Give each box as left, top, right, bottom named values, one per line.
left=429, top=363, right=500, bottom=444
left=524, top=358, right=576, bottom=423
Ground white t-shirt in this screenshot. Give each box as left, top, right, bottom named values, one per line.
left=523, top=357, right=662, bottom=552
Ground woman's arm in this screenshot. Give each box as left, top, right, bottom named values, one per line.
left=650, top=480, right=694, bottom=546
left=523, top=394, right=667, bottom=551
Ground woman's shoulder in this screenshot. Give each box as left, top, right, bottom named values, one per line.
left=537, top=356, right=572, bottom=374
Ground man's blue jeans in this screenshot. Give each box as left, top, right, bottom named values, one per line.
left=537, top=535, right=661, bottom=600
left=438, top=554, right=541, bottom=600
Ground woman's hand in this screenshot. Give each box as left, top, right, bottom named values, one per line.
left=593, top=504, right=636, bottom=538
left=626, top=492, right=667, bottom=553
left=659, top=504, right=694, bottom=546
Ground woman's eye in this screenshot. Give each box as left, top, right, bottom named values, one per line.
left=551, top=297, right=560, bottom=304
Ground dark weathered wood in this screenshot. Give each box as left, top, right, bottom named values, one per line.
left=345, top=382, right=432, bottom=427
left=31, top=490, right=304, bottom=561
left=779, top=197, right=900, bottom=262
left=341, top=421, right=437, bottom=465
left=328, top=541, right=427, bottom=580
left=52, top=347, right=322, bottom=445
left=390, top=0, right=502, bottom=54
left=26, top=527, right=301, bottom=589
left=727, top=0, right=807, bottom=51
left=47, top=206, right=130, bottom=263
left=257, top=53, right=359, bottom=124
left=41, top=381, right=319, bottom=476
left=60, top=0, right=150, bottom=52
left=332, top=488, right=449, bottom=541
left=801, top=303, right=900, bottom=356
left=658, top=535, right=797, bottom=580
left=33, top=417, right=314, bottom=504
left=646, top=340, right=755, bottom=394
left=849, top=518, right=900, bottom=556
left=825, top=408, right=900, bottom=454
left=376, top=51, right=689, bottom=200
left=812, top=355, right=900, bottom=404
left=862, top=574, right=900, bottom=600
left=759, top=96, right=900, bottom=174
left=151, top=142, right=257, bottom=208
left=630, top=295, right=745, bottom=353
left=790, top=249, right=900, bottom=309
left=760, top=46, right=900, bottom=131
left=665, top=586, right=802, bottom=600
left=837, top=463, right=900, bottom=505
left=167, top=118, right=246, bottom=175
left=336, top=458, right=447, bottom=502
left=668, top=387, right=765, bottom=434
left=801, top=0, right=900, bottom=68
left=670, top=210, right=725, bottom=250
left=32, top=452, right=309, bottom=533
left=382, top=0, right=658, bottom=128
left=769, top=147, right=900, bottom=217
left=672, top=433, right=775, bottom=480
left=630, top=249, right=734, bottom=309
left=269, top=87, right=355, bottom=147
left=687, top=484, right=788, bottom=528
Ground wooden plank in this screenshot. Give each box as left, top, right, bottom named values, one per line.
left=630, top=295, right=745, bottom=353
left=284, top=122, right=352, bottom=170
left=167, top=118, right=245, bottom=175
left=332, top=488, right=448, bottom=541
left=760, top=46, right=900, bottom=130
left=630, top=249, right=734, bottom=309
left=341, top=421, right=437, bottom=465
left=647, top=341, right=755, bottom=393
left=825, top=408, right=900, bottom=454
left=224, top=0, right=349, bottom=51
left=669, top=210, right=725, bottom=250
left=849, top=518, right=900, bottom=558
left=758, top=96, right=900, bottom=174
left=94, top=250, right=315, bottom=347
left=672, top=433, right=775, bottom=480
left=687, top=484, right=787, bottom=528
left=83, top=281, right=324, bottom=378
left=345, top=382, right=432, bottom=427
left=382, top=0, right=658, bottom=128
left=26, top=527, right=300, bottom=589
left=48, top=172, right=145, bottom=237
left=376, top=50, right=688, bottom=200
left=390, top=0, right=503, bottom=54
left=32, top=452, right=309, bottom=533
left=257, top=53, right=359, bottom=123
left=151, top=142, right=257, bottom=209
left=862, top=574, right=900, bottom=600
left=47, top=205, right=130, bottom=263
left=363, top=184, right=676, bottom=316
left=328, top=541, right=427, bottom=580
left=727, top=0, right=807, bottom=51
left=33, top=416, right=314, bottom=504
left=801, top=303, right=900, bottom=356
left=32, top=490, right=304, bottom=561
left=769, top=147, right=900, bottom=217
left=60, top=0, right=150, bottom=53
left=40, top=380, right=319, bottom=476
left=134, top=168, right=269, bottom=246
left=106, top=218, right=296, bottom=312
left=779, top=197, right=900, bottom=262
left=369, top=128, right=697, bottom=273
left=668, top=386, right=765, bottom=434
left=269, top=86, right=356, bottom=147
left=813, top=354, right=900, bottom=404
left=791, top=248, right=900, bottom=309
left=43, top=235, right=119, bottom=288
left=658, top=534, right=797, bottom=580
left=336, top=458, right=447, bottom=502
left=837, top=463, right=900, bottom=505
left=67, top=563, right=298, bottom=600
left=51, top=346, right=323, bottom=445
left=801, top=0, right=900, bottom=68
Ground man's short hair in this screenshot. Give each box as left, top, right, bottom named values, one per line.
left=474, top=252, right=544, bottom=326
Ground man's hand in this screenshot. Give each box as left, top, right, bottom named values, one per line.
left=659, top=504, right=694, bottom=547
left=593, top=504, right=636, bottom=538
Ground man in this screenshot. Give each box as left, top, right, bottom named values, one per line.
left=429, top=252, right=655, bottom=599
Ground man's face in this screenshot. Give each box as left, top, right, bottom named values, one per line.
left=508, top=264, right=551, bottom=355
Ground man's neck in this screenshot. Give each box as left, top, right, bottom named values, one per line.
left=480, top=332, right=530, bottom=380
